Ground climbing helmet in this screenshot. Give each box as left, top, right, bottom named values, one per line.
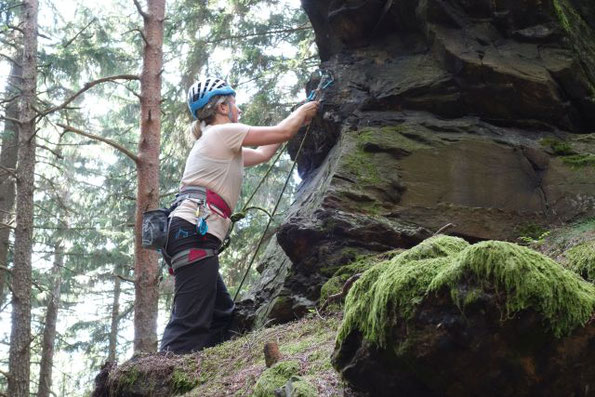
left=187, top=77, right=236, bottom=119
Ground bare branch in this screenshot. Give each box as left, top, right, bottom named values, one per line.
left=0, top=52, right=21, bottom=67
left=116, top=274, right=135, bottom=283
left=0, top=265, right=11, bottom=274
left=63, top=18, right=97, bottom=48
left=132, top=0, right=149, bottom=19
left=434, top=223, right=455, bottom=236
left=57, top=123, right=139, bottom=164
left=0, top=165, right=17, bottom=178
left=113, top=81, right=141, bottom=100
left=6, top=24, right=24, bottom=34
left=0, top=222, right=15, bottom=230
left=134, top=28, right=149, bottom=46
left=36, top=74, right=140, bottom=120
left=320, top=273, right=362, bottom=311
left=36, top=144, right=63, bottom=159
left=0, top=115, right=21, bottom=124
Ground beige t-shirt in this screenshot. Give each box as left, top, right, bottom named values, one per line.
left=171, top=122, right=251, bottom=241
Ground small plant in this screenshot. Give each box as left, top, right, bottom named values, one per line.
left=540, top=137, right=574, bottom=156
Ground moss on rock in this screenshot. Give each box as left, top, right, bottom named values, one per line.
left=278, top=376, right=318, bottom=397
left=337, top=235, right=595, bottom=350
left=430, top=241, right=595, bottom=337
left=565, top=241, right=595, bottom=282
left=252, top=360, right=301, bottom=397
left=337, top=235, right=469, bottom=347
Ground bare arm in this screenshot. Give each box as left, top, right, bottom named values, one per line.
left=241, top=101, right=318, bottom=147
left=243, top=143, right=282, bottom=167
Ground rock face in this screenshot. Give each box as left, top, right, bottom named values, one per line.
left=332, top=236, right=595, bottom=396
left=239, top=0, right=595, bottom=329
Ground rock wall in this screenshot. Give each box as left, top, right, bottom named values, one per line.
left=237, top=0, right=595, bottom=328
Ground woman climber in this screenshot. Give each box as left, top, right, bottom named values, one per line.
left=160, top=77, right=319, bottom=354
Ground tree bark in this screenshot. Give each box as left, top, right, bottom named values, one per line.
left=133, top=0, right=164, bottom=353
left=36, top=241, right=63, bottom=397
left=108, top=264, right=122, bottom=362
left=0, top=53, right=21, bottom=308
left=8, top=0, right=38, bottom=395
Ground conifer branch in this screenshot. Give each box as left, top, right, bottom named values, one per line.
left=63, top=18, right=97, bottom=48
left=132, top=0, right=149, bottom=19
left=204, top=25, right=309, bottom=44
left=57, top=124, right=139, bottom=164
left=36, top=74, right=140, bottom=120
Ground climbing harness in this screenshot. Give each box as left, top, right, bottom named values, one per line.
left=231, top=69, right=335, bottom=302
left=141, top=186, right=231, bottom=274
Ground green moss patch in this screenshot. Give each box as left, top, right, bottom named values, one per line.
left=338, top=235, right=595, bottom=349
left=337, top=235, right=470, bottom=348
left=320, top=249, right=403, bottom=310
left=181, top=314, right=342, bottom=396
left=540, top=137, right=574, bottom=155
left=539, top=135, right=595, bottom=168
left=565, top=241, right=595, bottom=282
left=253, top=360, right=300, bottom=397
left=561, top=153, right=595, bottom=168
left=430, top=241, right=595, bottom=337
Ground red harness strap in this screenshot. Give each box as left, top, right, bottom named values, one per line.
left=206, top=189, right=231, bottom=218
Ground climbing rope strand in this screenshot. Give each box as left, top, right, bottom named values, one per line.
left=241, top=144, right=287, bottom=211
left=233, top=122, right=313, bottom=302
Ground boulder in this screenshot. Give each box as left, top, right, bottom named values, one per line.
left=237, top=0, right=595, bottom=327
left=332, top=235, right=595, bottom=396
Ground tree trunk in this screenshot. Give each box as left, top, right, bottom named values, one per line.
left=8, top=0, right=38, bottom=395
left=36, top=241, right=63, bottom=397
left=0, top=54, right=22, bottom=308
left=134, top=0, right=165, bottom=353
left=108, top=264, right=122, bottom=362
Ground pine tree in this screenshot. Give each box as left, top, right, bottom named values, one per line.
left=8, top=0, right=38, bottom=394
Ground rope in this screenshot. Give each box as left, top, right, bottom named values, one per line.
left=232, top=121, right=313, bottom=302
left=230, top=69, right=333, bottom=301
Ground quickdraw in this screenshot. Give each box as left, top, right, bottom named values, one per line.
left=306, top=69, right=335, bottom=102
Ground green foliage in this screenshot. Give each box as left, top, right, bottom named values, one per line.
left=253, top=360, right=301, bottom=397
left=565, top=241, right=595, bottom=282
left=539, top=137, right=574, bottom=156
left=338, top=236, right=595, bottom=351
left=516, top=223, right=550, bottom=245
left=182, top=314, right=340, bottom=396
left=561, top=153, right=595, bottom=168
left=171, top=367, right=199, bottom=394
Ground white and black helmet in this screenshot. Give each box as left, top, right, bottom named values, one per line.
left=187, top=77, right=236, bottom=119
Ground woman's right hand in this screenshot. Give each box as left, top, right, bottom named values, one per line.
left=297, top=101, right=319, bottom=125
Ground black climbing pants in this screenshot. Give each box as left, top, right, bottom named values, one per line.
left=160, top=217, right=234, bottom=354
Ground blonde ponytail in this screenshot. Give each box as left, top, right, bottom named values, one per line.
left=186, top=120, right=203, bottom=142
left=185, top=94, right=230, bottom=142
